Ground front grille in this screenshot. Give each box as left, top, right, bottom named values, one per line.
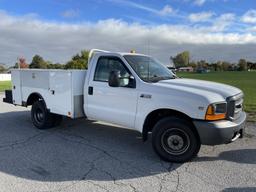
left=226, top=93, right=244, bottom=121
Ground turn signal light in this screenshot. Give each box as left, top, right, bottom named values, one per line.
left=205, top=104, right=226, bottom=121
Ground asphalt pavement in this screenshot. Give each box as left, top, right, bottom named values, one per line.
left=0, top=94, right=255, bottom=192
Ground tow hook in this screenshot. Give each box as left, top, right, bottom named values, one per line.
left=230, top=129, right=244, bottom=142
left=231, top=132, right=241, bottom=142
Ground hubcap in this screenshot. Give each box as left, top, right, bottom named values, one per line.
left=167, top=135, right=184, bottom=151
left=161, top=128, right=190, bottom=155
left=34, top=108, right=44, bottom=124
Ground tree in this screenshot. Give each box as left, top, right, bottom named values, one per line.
left=238, top=59, right=247, bottom=71
left=197, top=60, right=208, bottom=69
left=247, top=62, right=253, bottom=70
left=18, top=57, right=29, bottom=68
left=0, top=64, right=6, bottom=73
left=216, top=61, right=223, bottom=71
left=252, top=63, right=256, bottom=70
left=29, top=55, right=47, bottom=69
left=211, top=63, right=217, bottom=71
left=222, top=61, right=231, bottom=71
left=47, top=62, right=64, bottom=69
left=171, top=51, right=190, bottom=68
left=188, top=61, right=197, bottom=69
left=65, top=50, right=89, bottom=69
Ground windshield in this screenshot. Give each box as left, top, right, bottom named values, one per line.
left=124, top=55, right=175, bottom=82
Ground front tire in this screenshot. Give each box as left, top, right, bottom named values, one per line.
left=31, top=100, right=54, bottom=129
left=152, top=117, right=201, bottom=163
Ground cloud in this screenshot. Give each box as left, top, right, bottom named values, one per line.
left=108, top=0, right=158, bottom=15
left=210, top=13, right=236, bottom=32
left=241, top=9, right=256, bottom=23
left=188, top=13, right=236, bottom=32
left=188, top=12, right=214, bottom=22
left=194, top=0, right=206, bottom=6
left=108, top=0, right=176, bottom=17
left=0, top=10, right=256, bottom=66
left=187, top=0, right=229, bottom=6
left=159, top=5, right=174, bottom=16
left=248, top=26, right=256, bottom=32
left=61, top=9, right=79, bottom=18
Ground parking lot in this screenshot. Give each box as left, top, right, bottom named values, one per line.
left=0, top=94, right=255, bottom=192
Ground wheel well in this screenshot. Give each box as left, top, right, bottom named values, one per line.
left=26, top=93, right=44, bottom=106
left=142, top=109, right=198, bottom=141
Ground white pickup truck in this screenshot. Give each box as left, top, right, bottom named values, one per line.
left=3, top=49, right=246, bottom=162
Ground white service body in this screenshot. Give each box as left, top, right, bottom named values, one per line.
left=12, top=69, right=86, bottom=118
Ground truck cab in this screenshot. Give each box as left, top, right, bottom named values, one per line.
left=3, top=49, right=246, bottom=162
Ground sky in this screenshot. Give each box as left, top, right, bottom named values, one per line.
left=0, top=0, right=256, bottom=66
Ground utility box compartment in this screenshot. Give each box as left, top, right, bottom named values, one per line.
left=11, top=69, right=87, bottom=118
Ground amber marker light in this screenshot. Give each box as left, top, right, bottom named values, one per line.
left=205, top=103, right=226, bottom=121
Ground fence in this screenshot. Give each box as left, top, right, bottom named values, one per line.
left=0, top=74, right=11, bottom=81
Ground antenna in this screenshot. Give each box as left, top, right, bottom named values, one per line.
left=147, top=39, right=151, bottom=56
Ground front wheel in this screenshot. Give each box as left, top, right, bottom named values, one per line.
left=152, top=117, right=201, bottom=163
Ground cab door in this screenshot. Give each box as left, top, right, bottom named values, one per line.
left=86, top=56, right=138, bottom=129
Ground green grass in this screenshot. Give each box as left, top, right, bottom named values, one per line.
left=177, top=71, right=256, bottom=121
left=0, top=81, right=11, bottom=92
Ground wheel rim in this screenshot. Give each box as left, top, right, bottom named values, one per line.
left=161, top=128, right=190, bottom=155
left=34, top=108, right=44, bottom=124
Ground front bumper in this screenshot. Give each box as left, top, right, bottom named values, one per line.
left=193, top=111, right=246, bottom=145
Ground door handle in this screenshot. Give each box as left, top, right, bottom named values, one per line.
left=140, top=94, right=151, bottom=99
left=88, top=86, right=93, bottom=95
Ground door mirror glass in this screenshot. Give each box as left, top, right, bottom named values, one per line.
left=108, top=70, right=120, bottom=87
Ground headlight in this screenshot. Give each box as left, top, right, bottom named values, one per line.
left=205, top=102, right=227, bottom=121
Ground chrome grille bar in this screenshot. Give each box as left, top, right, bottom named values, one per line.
left=226, top=93, right=244, bottom=121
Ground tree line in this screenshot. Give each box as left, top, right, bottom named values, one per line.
left=8, top=50, right=89, bottom=70
left=0, top=49, right=256, bottom=73
left=171, top=51, right=256, bottom=71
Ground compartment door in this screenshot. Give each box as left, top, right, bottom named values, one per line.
left=49, top=71, right=72, bottom=117
left=11, top=70, right=22, bottom=105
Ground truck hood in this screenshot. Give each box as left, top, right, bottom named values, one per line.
left=157, top=78, right=242, bottom=99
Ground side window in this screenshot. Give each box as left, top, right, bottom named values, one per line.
left=94, top=57, right=131, bottom=87
left=94, top=58, right=109, bottom=82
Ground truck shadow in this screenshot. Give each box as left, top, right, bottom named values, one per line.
left=222, top=187, right=256, bottom=192
left=195, top=149, right=256, bottom=164
left=0, top=110, right=181, bottom=182
left=0, top=110, right=255, bottom=182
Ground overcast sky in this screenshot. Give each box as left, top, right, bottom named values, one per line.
left=0, top=0, right=256, bottom=66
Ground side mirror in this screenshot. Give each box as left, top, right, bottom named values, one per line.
left=128, top=75, right=136, bottom=88
left=108, top=70, right=120, bottom=87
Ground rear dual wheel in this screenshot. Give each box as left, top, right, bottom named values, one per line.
left=31, top=100, right=62, bottom=129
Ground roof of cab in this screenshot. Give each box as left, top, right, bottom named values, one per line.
left=119, top=52, right=148, bottom=57
left=89, top=49, right=149, bottom=58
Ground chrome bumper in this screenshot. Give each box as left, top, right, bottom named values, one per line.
left=193, top=112, right=246, bottom=145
